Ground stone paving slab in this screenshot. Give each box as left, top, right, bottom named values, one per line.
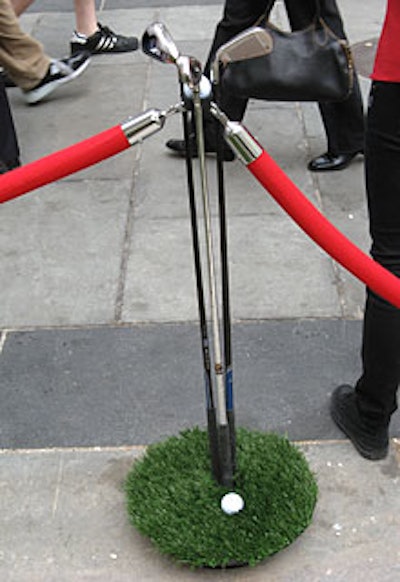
left=2, top=321, right=400, bottom=449
left=0, top=180, right=131, bottom=328
left=1, top=441, right=399, bottom=581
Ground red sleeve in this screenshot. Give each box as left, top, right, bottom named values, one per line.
left=371, top=0, right=400, bottom=81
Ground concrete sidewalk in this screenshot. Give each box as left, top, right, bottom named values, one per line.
left=2, top=0, right=400, bottom=579
left=1, top=442, right=400, bottom=581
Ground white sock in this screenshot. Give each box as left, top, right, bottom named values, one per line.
left=73, top=31, right=88, bottom=42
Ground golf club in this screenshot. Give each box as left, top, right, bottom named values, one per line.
left=142, top=22, right=224, bottom=482
left=213, top=81, right=236, bottom=476
left=210, top=28, right=275, bottom=476
left=181, top=92, right=221, bottom=484
left=211, top=26, right=274, bottom=84
left=143, top=22, right=206, bottom=91
left=142, top=22, right=180, bottom=64
left=191, top=83, right=234, bottom=487
left=142, top=22, right=234, bottom=486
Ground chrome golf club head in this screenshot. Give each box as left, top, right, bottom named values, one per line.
left=212, top=26, right=273, bottom=82
left=142, top=22, right=180, bottom=64
left=176, top=55, right=202, bottom=87
left=142, top=23, right=206, bottom=93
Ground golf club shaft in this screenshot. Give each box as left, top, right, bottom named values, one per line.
left=180, top=92, right=221, bottom=484
left=192, top=90, right=233, bottom=487
left=214, top=79, right=236, bottom=477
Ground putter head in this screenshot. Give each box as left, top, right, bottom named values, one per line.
left=142, top=22, right=180, bottom=64
left=212, top=26, right=273, bottom=82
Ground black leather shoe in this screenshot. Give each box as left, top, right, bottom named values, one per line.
left=166, top=133, right=235, bottom=162
left=308, top=151, right=363, bottom=172
left=330, top=384, right=389, bottom=460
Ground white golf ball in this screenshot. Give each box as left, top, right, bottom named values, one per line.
left=183, top=75, right=212, bottom=100
left=220, top=492, right=245, bottom=515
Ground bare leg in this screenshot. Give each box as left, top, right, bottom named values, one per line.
left=12, top=0, right=98, bottom=37
left=10, top=0, right=35, bottom=17
left=73, top=0, right=98, bottom=37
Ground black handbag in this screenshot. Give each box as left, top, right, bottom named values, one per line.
left=220, top=1, right=354, bottom=103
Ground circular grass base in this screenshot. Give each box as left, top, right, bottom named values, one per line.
left=125, top=428, right=318, bottom=568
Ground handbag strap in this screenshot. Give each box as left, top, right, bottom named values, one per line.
left=314, top=0, right=321, bottom=21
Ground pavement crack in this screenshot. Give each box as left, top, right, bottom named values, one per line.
left=114, top=161, right=140, bottom=323
left=114, top=48, right=155, bottom=322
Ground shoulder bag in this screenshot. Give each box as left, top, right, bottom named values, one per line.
left=220, top=0, right=354, bottom=102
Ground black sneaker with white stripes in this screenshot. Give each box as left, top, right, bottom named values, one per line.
left=70, top=22, right=138, bottom=55
left=23, top=52, right=91, bottom=105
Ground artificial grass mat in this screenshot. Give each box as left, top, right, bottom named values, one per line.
left=125, top=427, right=318, bottom=568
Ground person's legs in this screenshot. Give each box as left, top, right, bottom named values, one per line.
left=0, top=76, right=20, bottom=171
left=356, top=295, right=400, bottom=423
left=0, top=0, right=91, bottom=103
left=357, top=81, right=400, bottom=418
left=70, top=0, right=138, bottom=55
left=284, top=0, right=365, bottom=170
left=331, top=81, right=400, bottom=458
left=0, top=0, right=49, bottom=90
left=73, top=0, right=97, bottom=37
left=10, top=0, right=137, bottom=56
left=10, top=0, right=34, bottom=17
left=316, top=84, right=365, bottom=156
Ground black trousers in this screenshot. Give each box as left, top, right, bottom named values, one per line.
left=355, top=82, right=400, bottom=425
left=204, top=0, right=365, bottom=154
left=0, top=79, right=19, bottom=170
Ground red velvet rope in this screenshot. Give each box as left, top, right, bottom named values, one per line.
left=0, top=125, right=130, bottom=204
left=1, top=126, right=399, bottom=309
left=248, top=150, right=400, bottom=309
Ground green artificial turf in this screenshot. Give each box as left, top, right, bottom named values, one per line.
left=125, top=427, right=318, bottom=568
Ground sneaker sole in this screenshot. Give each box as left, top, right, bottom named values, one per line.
left=24, top=58, right=91, bottom=105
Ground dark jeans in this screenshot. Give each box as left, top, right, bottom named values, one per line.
left=356, top=82, right=400, bottom=424
left=203, top=0, right=364, bottom=154
left=0, top=79, right=19, bottom=170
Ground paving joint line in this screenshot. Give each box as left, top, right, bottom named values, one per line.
left=0, top=316, right=364, bottom=335
left=295, top=101, right=356, bottom=319
left=0, top=444, right=147, bottom=455
left=113, top=41, right=157, bottom=322
left=0, top=330, right=8, bottom=355
left=1, top=439, right=399, bottom=456
left=113, top=148, right=142, bottom=322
